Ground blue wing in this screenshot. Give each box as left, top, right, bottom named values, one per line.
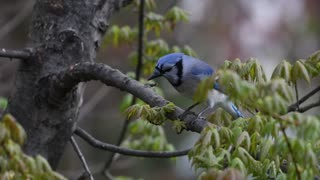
left=213, top=82, right=223, bottom=92
left=191, top=64, right=213, bottom=77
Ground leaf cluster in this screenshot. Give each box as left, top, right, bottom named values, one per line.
left=189, top=53, right=320, bottom=179
left=122, top=120, right=174, bottom=152
left=0, top=114, right=66, bottom=179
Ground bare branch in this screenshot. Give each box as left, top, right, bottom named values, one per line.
left=294, top=83, right=300, bottom=111
left=78, top=86, right=110, bottom=122
left=70, top=136, right=94, bottom=180
left=45, top=62, right=208, bottom=133
left=0, top=48, right=32, bottom=60
left=297, top=100, right=320, bottom=113
left=288, top=86, right=320, bottom=112
left=75, top=127, right=190, bottom=158
left=279, top=123, right=301, bottom=180
left=136, top=0, right=145, bottom=82
left=112, top=0, right=134, bottom=11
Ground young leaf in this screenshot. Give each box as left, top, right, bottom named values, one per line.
left=291, top=60, right=310, bottom=83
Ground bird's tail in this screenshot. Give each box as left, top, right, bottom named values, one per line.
left=220, top=101, right=243, bottom=120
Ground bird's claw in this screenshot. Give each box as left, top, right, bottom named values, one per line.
left=196, top=114, right=206, bottom=120
left=178, top=110, right=195, bottom=120
left=144, top=82, right=157, bottom=88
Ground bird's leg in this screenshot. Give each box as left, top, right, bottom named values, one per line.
left=197, top=105, right=217, bottom=119
left=178, top=102, right=200, bottom=119
left=185, top=102, right=200, bottom=112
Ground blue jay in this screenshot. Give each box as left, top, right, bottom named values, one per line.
left=148, top=53, right=243, bottom=120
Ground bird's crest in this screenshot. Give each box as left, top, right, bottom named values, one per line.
left=156, top=53, right=184, bottom=68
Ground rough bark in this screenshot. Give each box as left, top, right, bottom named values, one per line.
left=7, top=0, right=132, bottom=168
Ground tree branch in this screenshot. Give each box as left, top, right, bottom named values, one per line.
left=78, top=86, right=110, bottom=122
left=103, top=0, right=146, bottom=173
left=297, top=100, right=320, bottom=113
left=288, top=86, right=320, bottom=112
left=75, top=127, right=190, bottom=158
left=135, top=0, right=145, bottom=82
left=0, top=48, right=32, bottom=60
left=70, top=136, right=94, bottom=180
left=111, top=0, right=134, bottom=11
left=279, top=123, right=301, bottom=180
left=45, top=62, right=208, bottom=133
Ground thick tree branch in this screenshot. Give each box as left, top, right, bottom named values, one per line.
left=46, top=62, right=208, bottom=133
left=0, top=48, right=32, bottom=60
left=75, top=127, right=190, bottom=158
left=70, top=136, right=94, bottom=180
left=288, top=85, right=320, bottom=112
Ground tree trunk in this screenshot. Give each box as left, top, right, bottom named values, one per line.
left=7, top=0, right=131, bottom=169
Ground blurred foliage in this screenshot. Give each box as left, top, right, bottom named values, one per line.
left=189, top=51, right=320, bottom=179
left=0, top=114, right=66, bottom=179
left=0, top=97, right=8, bottom=110
left=122, top=120, right=174, bottom=152
left=103, top=0, right=196, bottom=165
left=104, top=0, right=320, bottom=179
left=126, top=102, right=175, bottom=125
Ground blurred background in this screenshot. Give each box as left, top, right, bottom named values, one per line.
left=0, top=0, right=320, bottom=179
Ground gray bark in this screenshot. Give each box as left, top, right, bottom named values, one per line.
left=7, top=0, right=132, bottom=168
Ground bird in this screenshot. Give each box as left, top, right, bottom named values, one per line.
left=148, top=52, right=243, bottom=120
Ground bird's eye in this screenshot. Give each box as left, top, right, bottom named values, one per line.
left=161, top=64, right=173, bottom=72
left=162, top=67, right=172, bottom=72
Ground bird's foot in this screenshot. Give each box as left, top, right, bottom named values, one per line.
left=178, top=102, right=200, bottom=120
left=144, top=82, right=157, bottom=88
left=178, top=110, right=196, bottom=120
left=196, top=114, right=207, bottom=120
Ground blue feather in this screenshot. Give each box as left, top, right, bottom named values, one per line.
left=213, top=82, right=221, bottom=91
left=157, top=53, right=183, bottom=67
left=191, top=65, right=213, bottom=76
left=231, top=104, right=243, bottom=118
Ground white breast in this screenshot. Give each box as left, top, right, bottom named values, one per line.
left=207, top=89, right=228, bottom=108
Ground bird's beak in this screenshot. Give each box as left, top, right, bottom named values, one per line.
left=148, top=70, right=161, bottom=80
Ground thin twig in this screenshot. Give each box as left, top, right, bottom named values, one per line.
left=75, top=127, right=190, bottom=158
left=270, top=113, right=301, bottom=180
left=0, top=48, right=32, bottom=60
left=288, top=86, right=320, bottom=112
left=279, top=123, right=301, bottom=180
left=294, top=83, right=300, bottom=111
left=102, top=0, right=145, bottom=173
left=104, top=171, right=115, bottom=180
left=78, top=86, right=110, bottom=122
left=135, top=0, right=145, bottom=82
left=70, top=136, right=94, bottom=180
left=297, top=100, right=320, bottom=113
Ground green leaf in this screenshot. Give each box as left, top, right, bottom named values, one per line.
left=0, top=97, right=7, bottom=110
left=145, top=0, right=156, bottom=10
left=165, top=7, right=189, bottom=23
left=193, top=76, right=214, bottom=103
left=291, top=60, right=310, bottom=83
left=271, top=60, right=292, bottom=83
left=172, top=120, right=186, bottom=134
left=3, top=114, right=26, bottom=146
left=236, top=131, right=250, bottom=150
left=231, top=157, right=247, bottom=175
left=182, top=45, right=198, bottom=57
